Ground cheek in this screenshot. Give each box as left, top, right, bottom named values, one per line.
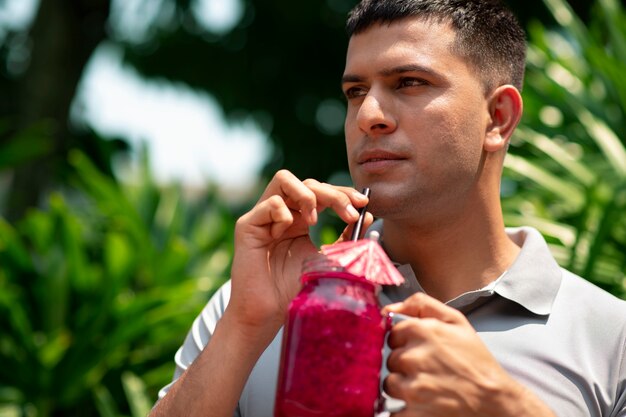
left=344, top=111, right=361, bottom=156
left=419, top=112, right=484, bottom=180
left=344, top=106, right=359, bottom=134
left=434, top=97, right=486, bottom=158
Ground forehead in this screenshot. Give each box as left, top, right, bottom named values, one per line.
left=344, top=18, right=467, bottom=77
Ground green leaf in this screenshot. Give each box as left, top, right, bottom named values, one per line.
left=37, top=329, right=72, bottom=370
left=543, top=0, right=589, bottom=48
left=503, top=213, right=577, bottom=247
left=0, top=219, right=32, bottom=271
left=0, top=121, right=54, bottom=171
left=574, top=106, right=626, bottom=178
left=0, top=405, right=20, bottom=417
left=504, top=154, right=585, bottom=209
left=597, top=0, right=626, bottom=63
left=121, top=372, right=152, bottom=417
left=0, top=387, right=24, bottom=403
left=93, top=385, right=121, bottom=417
left=104, top=232, right=136, bottom=283
left=516, top=128, right=596, bottom=187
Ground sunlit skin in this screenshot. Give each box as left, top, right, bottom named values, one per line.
left=336, top=19, right=558, bottom=416
left=343, top=19, right=488, bottom=223
left=151, top=15, right=557, bottom=417
left=342, top=18, right=522, bottom=302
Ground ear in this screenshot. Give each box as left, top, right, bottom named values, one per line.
left=484, top=85, right=523, bottom=152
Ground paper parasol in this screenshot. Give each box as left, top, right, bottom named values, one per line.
left=320, top=233, right=405, bottom=286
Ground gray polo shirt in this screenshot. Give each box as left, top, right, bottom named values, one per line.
left=159, top=226, right=626, bottom=416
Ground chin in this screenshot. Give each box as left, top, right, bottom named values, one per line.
left=366, top=195, right=407, bottom=219
left=368, top=203, right=403, bottom=220
left=365, top=187, right=427, bottom=222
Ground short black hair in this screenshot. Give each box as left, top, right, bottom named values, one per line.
left=346, top=0, right=527, bottom=92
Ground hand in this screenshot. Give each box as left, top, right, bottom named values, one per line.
left=382, top=293, right=555, bottom=417
left=227, top=170, right=371, bottom=334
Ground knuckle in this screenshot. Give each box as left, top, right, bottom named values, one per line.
left=297, top=188, right=317, bottom=205
left=418, top=376, right=440, bottom=398
left=330, top=192, right=352, bottom=208
left=274, top=169, right=293, bottom=182
left=384, top=373, right=403, bottom=397
left=266, top=194, right=285, bottom=209
left=450, top=308, right=466, bottom=322
left=234, top=215, right=246, bottom=229
left=302, top=178, right=319, bottom=187
left=412, top=291, right=428, bottom=303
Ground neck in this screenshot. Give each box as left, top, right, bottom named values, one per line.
left=382, top=196, right=520, bottom=303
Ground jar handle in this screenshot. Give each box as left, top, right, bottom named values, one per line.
left=379, top=312, right=412, bottom=415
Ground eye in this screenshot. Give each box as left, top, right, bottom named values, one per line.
left=343, top=85, right=368, bottom=100
left=398, top=77, right=427, bottom=88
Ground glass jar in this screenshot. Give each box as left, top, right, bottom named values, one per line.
left=274, top=254, right=388, bottom=417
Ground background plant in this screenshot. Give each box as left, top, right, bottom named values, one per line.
left=504, top=0, right=626, bottom=297
left=0, top=0, right=592, bottom=220
left=1, top=0, right=625, bottom=416
left=0, top=150, right=236, bottom=417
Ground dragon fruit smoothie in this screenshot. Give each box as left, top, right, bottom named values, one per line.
left=274, top=269, right=388, bottom=417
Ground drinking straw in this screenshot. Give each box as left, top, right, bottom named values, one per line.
left=350, top=187, right=371, bottom=241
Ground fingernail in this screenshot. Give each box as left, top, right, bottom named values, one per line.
left=309, top=208, right=318, bottom=223
left=346, top=204, right=359, bottom=218
left=354, top=190, right=368, bottom=200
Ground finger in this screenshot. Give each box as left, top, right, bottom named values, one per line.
left=319, top=184, right=370, bottom=206
left=339, top=185, right=370, bottom=206
left=386, top=317, right=430, bottom=349
left=237, top=195, right=295, bottom=245
left=386, top=345, right=421, bottom=374
left=383, top=292, right=466, bottom=324
left=260, top=170, right=318, bottom=224
left=302, top=179, right=368, bottom=224
left=385, top=373, right=437, bottom=411
left=383, top=372, right=409, bottom=402
left=338, top=212, right=374, bottom=242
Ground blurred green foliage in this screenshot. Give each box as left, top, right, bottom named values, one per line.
left=504, top=0, right=626, bottom=297
left=0, top=150, right=235, bottom=416
left=0, top=0, right=591, bottom=220
left=0, top=0, right=625, bottom=416
left=0, top=121, right=53, bottom=172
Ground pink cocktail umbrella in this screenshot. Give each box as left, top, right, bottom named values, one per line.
left=320, top=234, right=404, bottom=286
left=320, top=188, right=404, bottom=286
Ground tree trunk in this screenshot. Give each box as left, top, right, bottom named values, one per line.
left=5, top=0, right=110, bottom=220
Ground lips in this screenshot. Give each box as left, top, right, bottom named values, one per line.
left=357, top=150, right=406, bottom=165
left=355, top=149, right=408, bottom=175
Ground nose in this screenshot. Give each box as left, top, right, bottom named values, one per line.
left=356, top=93, right=397, bottom=136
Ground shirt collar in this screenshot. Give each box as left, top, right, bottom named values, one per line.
left=369, top=222, right=562, bottom=316
left=495, top=226, right=562, bottom=315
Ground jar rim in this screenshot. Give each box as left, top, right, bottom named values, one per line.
left=301, top=253, right=382, bottom=291
left=301, top=253, right=343, bottom=272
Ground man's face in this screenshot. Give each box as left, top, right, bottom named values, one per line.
left=342, top=18, right=492, bottom=223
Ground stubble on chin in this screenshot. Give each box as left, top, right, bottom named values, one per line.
left=365, top=191, right=420, bottom=221
left=367, top=190, right=457, bottom=229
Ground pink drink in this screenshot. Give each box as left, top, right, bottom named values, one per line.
left=274, top=259, right=387, bottom=417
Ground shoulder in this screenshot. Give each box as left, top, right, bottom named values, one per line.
left=557, top=271, right=626, bottom=409
left=557, top=269, right=626, bottom=314
left=554, top=269, right=626, bottom=350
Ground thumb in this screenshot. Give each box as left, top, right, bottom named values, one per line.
left=383, top=292, right=465, bottom=324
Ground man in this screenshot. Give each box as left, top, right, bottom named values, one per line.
left=151, top=0, right=626, bottom=416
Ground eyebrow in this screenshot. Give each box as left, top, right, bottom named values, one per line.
left=341, top=64, right=440, bottom=85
